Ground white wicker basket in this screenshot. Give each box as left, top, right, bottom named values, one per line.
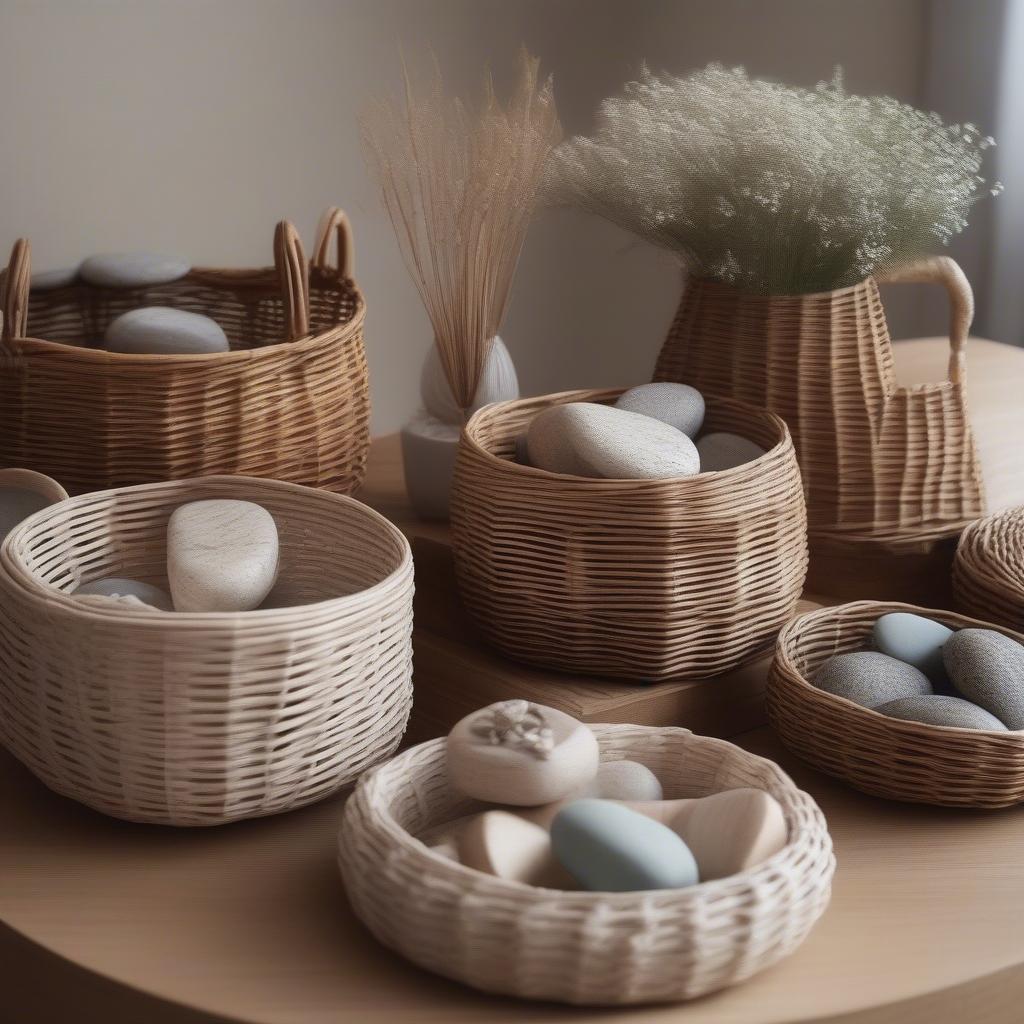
left=338, top=724, right=834, bottom=1005
left=0, top=476, right=414, bottom=826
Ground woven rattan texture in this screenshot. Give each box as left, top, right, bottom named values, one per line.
left=655, top=261, right=984, bottom=547
left=0, top=475, right=414, bottom=826
left=767, top=601, right=1024, bottom=808
left=954, top=507, right=1024, bottom=631
left=338, top=724, right=834, bottom=1005
left=450, top=388, right=808, bottom=683
left=0, top=210, right=369, bottom=496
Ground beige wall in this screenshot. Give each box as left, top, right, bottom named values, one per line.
left=0, top=0, right=928, bottom=433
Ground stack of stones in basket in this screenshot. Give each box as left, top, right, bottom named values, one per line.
left=71, top=499, right=281, bottom=614
left=813, top=612, right=1024, bottom=731
left=523, top=383, right=765, bottom=479
left=34, top=252, right=230, bottom=354
left=433, top=700, right=788, bottom=892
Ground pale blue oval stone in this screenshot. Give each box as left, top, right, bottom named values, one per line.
left=872, top=613, right=953, bottom=691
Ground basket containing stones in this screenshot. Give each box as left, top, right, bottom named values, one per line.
left=338, top=701, right=834, bottom=1005
left=0, top=208, right=369, bottom=495
left=767, top=600, right=1024, bottom=808
left=0, top=475, right=414, bottom=825
left=449, top=384, right=808, bottom=682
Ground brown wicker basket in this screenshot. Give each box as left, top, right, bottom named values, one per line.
left=0, top=208, right=369, bottom=496
left=954, top=507, right=1024, bottom=631
left=767, top=601, right=1024, bottom=808
left=450, top=388, right=808, bottom=683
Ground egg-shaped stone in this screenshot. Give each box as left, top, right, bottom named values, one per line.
left=74, top=577, right=173, bottom=611
left=167, top=499, right=279, bottom=612
left=446, top=700, right=599, bottom=806
left=551, top=799, right=699, bottom=892
left=80, top=252, right=190, bottom=288
left=31, top=266, right=78, bottom=290
left=696, top=432, right=766, bottom=472
left=812, top=650, right=932, bottom=708
left=421, top=336, right=518, bottom=425
left=614, top=382, right=705, bottom=438
left=877, top=694, right=1007, bottom=731
left=872, top=612, right=953, bottom=691
left=105, top=307, right=229, bottom=355
left=575, top=760, right=663, bottom=802
left=514, top=433, right=531, bottom=466
left=943, top=628, right=1024, bottom=729
left=525, top=406, right=589, bottom=476
left=456, top=810, right=575, bottom=888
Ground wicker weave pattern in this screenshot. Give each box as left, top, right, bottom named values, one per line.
left=655, top=260, right=985, bottom=544
left=450, top=389, right=808, bottom=682
left=338, top=724, right=834, bottom=1005
left=767, top=601, right=1024, bottom=808
left=954, top=507, right=1024, bottom=631
left=0, top=209, right=370, bottom=496
left=0, top=475, right=414, bottom=826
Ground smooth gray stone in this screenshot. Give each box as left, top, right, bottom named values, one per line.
left=0, top=487, right=50, bottom=541
left=812, top=651, right=932, bottom=708
left=614, top=383, right=705, bottom=438
left=944, top=628, right=1024, bottom=729
left=872, top=612, right=953, bottom=691
left=696, top=432, right=767, bottom=472
left=74, top=578, right=173, bottom=611
left=31, top=266, right=78, bottom=290
left=80, top=252, right=190, bottom=288
left=105, top=307, right=229, bottom=355
left=877, top=694, right=1007, bottom=731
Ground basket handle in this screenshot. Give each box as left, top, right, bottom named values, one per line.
left=875, top=256, right=973, bottom=387
left=274, top=220, right=310, bottom=341
left=1, top=237, right=31, bottom=348
left=312, top=206, right=353, bottom=278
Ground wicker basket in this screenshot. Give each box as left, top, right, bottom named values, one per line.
left=0, top=475, right=414, bottom=826
left=0, top=208, right=369, bottom=496
left=954, top=507, right=1024, bottom=632
left=767, top=601, right=1024, bottom=808
left=450, top=388, right=808, bottom=682
left=338, top=724, right=833, bottom=1005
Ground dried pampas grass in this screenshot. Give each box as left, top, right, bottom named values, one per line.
left=361, top=50, right=561, bottom=413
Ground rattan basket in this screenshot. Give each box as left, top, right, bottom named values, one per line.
left=0, top=475, right=414, bottom=826
left=449, top=388, right=808, bottom=682
left=0, top=208, right=369, bottom=495
left=767, top=601, right=1024, bottom=808
left=954, top=507, right=1024, bottom=632
left=338, top=724, right=833, bottom=1005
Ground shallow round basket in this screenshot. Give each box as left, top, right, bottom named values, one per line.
left=338, top=724, right=833, bottom=1005
left=450, top=388, right=808, bottom=682
left=954, top=507, right=1024, bottom=631
left=0, top=208, right=369, bottom=495
left=767, top=601, right=1024, bottom=808
left=0, top=476, right=414, bottom=826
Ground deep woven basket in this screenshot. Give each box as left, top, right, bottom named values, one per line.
left=954, top=507, right=1024, bottom=632
left=767, top=601, right=1024, bottom=808
left=449, top=388, right=808, bottom=682
left=338, top=724, right=834, bottom=1005
left=0, top=475, right=414, bottom=826
left=0, top=208, right=369, bottom=495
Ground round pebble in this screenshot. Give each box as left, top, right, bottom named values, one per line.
left=105, top=307, right=229, bottom=355
left=74, top=578, right=173, bottom=611
left=421, top=336, right=518, bottom=425
left=944, top=628, right=1024, bottom=730
left=877, top=694, right=1007, bottom=731
left=575, top=760, right=663, bottom=801
left=80, top=252, right=190, bottom=288
left=872, top=612, right=953, bottom=691
left=31, top=266, right=78, bottom=290
left=812, top=650, right=932, bottom=708
left=614, top=382, right=705, bottom=438
left=696, top=432, right=766, bottom=472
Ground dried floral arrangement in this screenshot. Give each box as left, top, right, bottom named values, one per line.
left=361, top=50, right=561, bottom=411
left=547, top=64, right=1000, bottom=295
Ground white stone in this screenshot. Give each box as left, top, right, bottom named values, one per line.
left=575, top=760, right=663, bottom=801
left=456, top=811, right=575, bottom=888
left=31, top=266, right=78, bottom=290
left=80, top=252, right=190, bottom=288
left=696, top=431, right=767, bottom=472
left=74, top=578, right=173, bottom=611
left=420, top=336, right=518, bottom=425
left=167, top=499, right=279, bottom=612
left=400, top=411, right=461, bottom=521
left=105, top=307, right=229, bottom=355
left=615, top=382, right=705, bottom=437
left=0, top=469, right=69, bottom=542
left=528, top=402, right=700, bottom=480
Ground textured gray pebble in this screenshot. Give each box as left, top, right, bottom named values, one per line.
left=944, top=628, right=1024, bottom=729
left=614, top=383, right=705, bottom=438
left=877, top=694, right=1007, bottom=731
left=812, top=651, right=932, bottom=708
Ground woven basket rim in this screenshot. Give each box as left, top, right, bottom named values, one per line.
left=685, top=273, right=876, bottom=301
left=350, top=724, right=829, bottom=906
left=0, top=475, right=412, bottom=624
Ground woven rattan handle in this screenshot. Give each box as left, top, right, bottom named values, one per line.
left=312, top=207, right=353, bottom=278
left=876, top=256, right=973, bottom=387
left=1, top=237, right=31, bottom=347
left=274, top=221, right=310, bottom=341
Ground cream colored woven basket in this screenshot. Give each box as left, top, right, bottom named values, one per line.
left=0, top=476, right=414, bottom=826
left=954, top=507, right=1024, bottom=632
left=450, top=388, right=808, bottom=682
left=338, top=724, right=834, bottom=1005
left=767, top=601, right=1024, bottom=808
